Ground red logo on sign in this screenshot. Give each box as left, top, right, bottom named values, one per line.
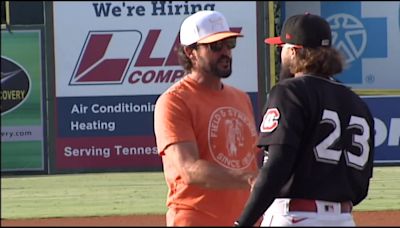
left=70, top=31, right=142, bottom=85
left=70, top=28, right=242, bottom=85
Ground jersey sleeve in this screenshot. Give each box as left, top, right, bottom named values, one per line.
left=258, top=84, right=305, bottom=149
left=154, top=92, right=196, bottom=155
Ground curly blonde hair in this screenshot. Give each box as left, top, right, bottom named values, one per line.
left=290, top=47, right=346, bottom=77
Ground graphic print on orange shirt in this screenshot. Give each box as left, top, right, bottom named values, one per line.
left=208, top=107, right=257, bottom=169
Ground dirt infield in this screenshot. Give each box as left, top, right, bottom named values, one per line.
left=2, top=211, right=399, bottom=226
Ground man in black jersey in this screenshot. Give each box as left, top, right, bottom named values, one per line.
left=234, top=13, right=375, bottom=226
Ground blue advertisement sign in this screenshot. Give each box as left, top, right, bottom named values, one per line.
left=284, top=1, right=400, bottom=90
left=321, top=2, right=387, bottom=84
left=57, top=95, right=157, bottom=137
left=362, top=96, right=400, bottom=163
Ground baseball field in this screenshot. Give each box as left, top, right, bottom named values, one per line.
left=1, top=166, right=399, bottom=226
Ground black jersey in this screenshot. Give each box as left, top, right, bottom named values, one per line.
left=258, top=75, right=375, bottom=205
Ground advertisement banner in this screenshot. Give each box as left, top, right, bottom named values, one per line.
left=53, top=1, right=258, bottom=171
left=1, top=29, right=47, bottom=172
left=362, top=96, right=400, bottom=164
left=284, top=1, right=400, bottom=90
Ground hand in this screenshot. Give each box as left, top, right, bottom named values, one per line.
left=262, top=150, right=269, bottom=165
left=243, top=171, right=258, bottom=192
left=248, top=175, right=257, bottom=191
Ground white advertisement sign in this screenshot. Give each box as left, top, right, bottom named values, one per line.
left=53, top=1, right=258, bottom=97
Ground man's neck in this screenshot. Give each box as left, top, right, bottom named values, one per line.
left=187, top=73, right=223, bottom=90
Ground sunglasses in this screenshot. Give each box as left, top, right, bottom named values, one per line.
left=196, top=38, right=237, bottom=52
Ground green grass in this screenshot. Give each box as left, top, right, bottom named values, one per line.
left=1, top=172, right=168, bottom=219
left=354, top=166, right=400, bottom=211
left=1, top=167, right=399, bottom=219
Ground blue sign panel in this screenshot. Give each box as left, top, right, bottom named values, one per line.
left=321, top=2, right=387, bottom=84
left=284, top=1, right=400, bottom=90
left=57, top=95, right=158, bottom=137
left=362, top=96, right=400, bottom=163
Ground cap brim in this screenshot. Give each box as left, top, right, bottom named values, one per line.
left=197, top=32, right=243, bottom=44
left=265, top=36, right=284, bottom=45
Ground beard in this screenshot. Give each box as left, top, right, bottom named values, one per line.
left=279, top=63, right=294, bottom=81
left=197, top=55, right=232, bottom=79
left=211, top=55, right=232, bottom=78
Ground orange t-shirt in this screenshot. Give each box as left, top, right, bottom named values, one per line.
left=154, top=76, right=259, bottom=226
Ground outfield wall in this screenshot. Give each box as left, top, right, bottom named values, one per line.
left=1, top=1, right=399, bottom=174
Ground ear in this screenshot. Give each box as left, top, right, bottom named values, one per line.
left=289, top=46, right=297, bottom=57
left=183, top=46, right=195, bottom=59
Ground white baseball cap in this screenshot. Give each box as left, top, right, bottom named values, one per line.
left=179, top=10, right=243, bottom=46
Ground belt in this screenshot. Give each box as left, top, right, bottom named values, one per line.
left=288, top=199, right=352, bottom=213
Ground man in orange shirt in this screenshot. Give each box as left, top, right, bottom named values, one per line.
left=154, top=10, right=260, bottom=226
